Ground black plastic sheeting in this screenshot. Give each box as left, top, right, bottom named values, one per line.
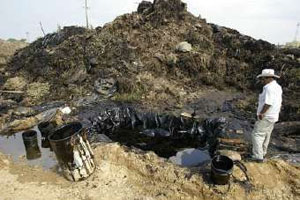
left=87, top=106, right=227, bottom=156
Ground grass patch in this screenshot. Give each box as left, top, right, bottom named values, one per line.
left=113, top=80, right=147, bottom=102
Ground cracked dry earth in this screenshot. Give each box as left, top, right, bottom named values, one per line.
left=0, top=143, right=299, bottom=200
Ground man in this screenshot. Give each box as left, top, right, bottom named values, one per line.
left=251, top=69, right=282, bottom=162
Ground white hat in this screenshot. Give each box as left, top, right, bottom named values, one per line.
left=257, top=69, right=280, bottom=79
left=180, top=112, right=192, bottom=118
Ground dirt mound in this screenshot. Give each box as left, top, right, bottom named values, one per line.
left=0, top=143, right=299, bottom=200
left=0, top=39, right=27, bottom=60
left=4, top=0, right=300, bottom=120
left=0, top=39, right=27, bottom=84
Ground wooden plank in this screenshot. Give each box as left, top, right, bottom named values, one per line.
left=0, top=90, right=24, bottom=94
left=218, top=138, right=246, bottom=145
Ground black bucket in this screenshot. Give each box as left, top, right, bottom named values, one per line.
left=211, top=155, right=234, bottom=185
left=22, top=130, right=42, bottom=160
left=38, top=121, right=56, bottom=148
left=48, top=122, right=95, bottom=181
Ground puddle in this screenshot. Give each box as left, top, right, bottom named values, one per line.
left=169, top=148, right=211, bottom=167
left=0, top=126, right=58, bottom=170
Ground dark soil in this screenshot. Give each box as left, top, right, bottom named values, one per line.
left=4, top=0, right=298, bottom=121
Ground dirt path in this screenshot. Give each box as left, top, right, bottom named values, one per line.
left=0, top=143, right=299, bottom=200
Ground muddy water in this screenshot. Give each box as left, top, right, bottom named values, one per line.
left=0, top=126, right=57, bottom=170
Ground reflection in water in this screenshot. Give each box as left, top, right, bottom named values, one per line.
left=0, top=126, right=57, bottom=170
left=169, top=148, right=211, bottom=167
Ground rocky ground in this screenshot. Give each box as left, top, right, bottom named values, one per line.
left=0, top=0, right=299, bottom=199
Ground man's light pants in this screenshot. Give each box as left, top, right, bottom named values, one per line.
left=251, top=118, right=275, bottom=160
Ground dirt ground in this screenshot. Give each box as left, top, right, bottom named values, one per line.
left=0, top=39, right=27, bottom=67
left=0, top=143, right=299, bottom=200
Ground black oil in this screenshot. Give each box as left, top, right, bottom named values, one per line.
left=212, top=155, right=233, bottom=171
left=213, top=160, right=232, bottom=171
left=0, top=126, right=57, bottom=170
left=107, top=129, right=204, bottom=158
left=49, top=122, right=82, bottom=141
left=211, top=155, right=233, bottom=185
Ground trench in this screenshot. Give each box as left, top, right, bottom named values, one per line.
left=0, top=101, right=299, bottom=170
left=109, top=129, right=205, bottom=158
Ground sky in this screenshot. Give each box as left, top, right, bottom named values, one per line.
left=0, top=0, right=299, bottom=44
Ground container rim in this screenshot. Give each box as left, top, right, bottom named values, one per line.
left=212, top=155, right=234, bottom=172
left=48, top=122, right=82, bottom=142
left=22, top=130, right=37, bottom=138
left=38, top=121, right=51, bottom=129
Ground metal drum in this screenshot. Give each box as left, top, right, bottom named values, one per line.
left=22, top=130, right=42, bottom=160
left=38, top=121, right=56, bottom=148
left=49, top=122, right=95, bottom=181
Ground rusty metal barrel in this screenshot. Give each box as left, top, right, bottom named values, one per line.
left=22, top=130, right=42, bottom=160
left=38, top=121, right=56, bottom=148
left=48, top=122, right=95, bottom=181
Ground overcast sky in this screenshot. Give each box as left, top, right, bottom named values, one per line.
left=0, top=0, right=299, bottom=44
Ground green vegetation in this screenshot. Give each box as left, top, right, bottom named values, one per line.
left=112, top=91, right=145, bottom=102
left=7, top=38, right=26, bottom=43
left=112, top=81, right=147, bottom=102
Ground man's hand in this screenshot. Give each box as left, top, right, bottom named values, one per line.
left=258, top=113, right=264, bottom=120
left=258, top=104, right=270, bottom=120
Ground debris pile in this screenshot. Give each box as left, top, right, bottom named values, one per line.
left=0, top=39, right=27, bottom=70
left=3, top=0, right=298, bottom=121
left=0, top=40, right=27, bottom=112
